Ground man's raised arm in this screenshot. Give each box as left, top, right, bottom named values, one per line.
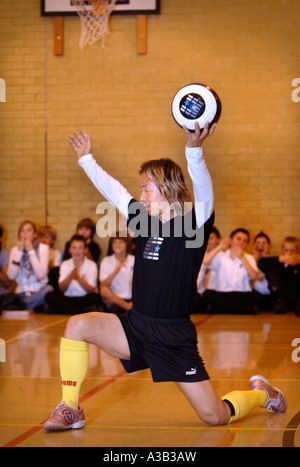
left=182, top=122, right=215, bottom=227
left=70, top=130, right=132, bottom=219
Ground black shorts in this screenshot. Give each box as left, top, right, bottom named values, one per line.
left=118, top=308, right=210, bottom=383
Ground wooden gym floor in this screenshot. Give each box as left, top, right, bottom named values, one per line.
left=0, top=311, right=299, bottom=448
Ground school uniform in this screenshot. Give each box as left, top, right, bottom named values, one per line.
left=203, top=250, right=260, bottom=314
left=100, top=253, right=134, bottom=300
left=258, top=256, right=300, bottom=310
left=7, top=242, right=53, bottom=309
left=45, top=257, right=100, bottom=314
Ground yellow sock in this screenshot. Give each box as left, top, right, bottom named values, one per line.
left=60, top=337, right=89, bottom=410
left=222, top=389, right=268, bottom=424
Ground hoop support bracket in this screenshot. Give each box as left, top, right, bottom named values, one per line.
left=53, top=12, right=148, bottom=55
left=54, top=16, right=64, bottom=56
left=137, top=15, right=147, bottom=55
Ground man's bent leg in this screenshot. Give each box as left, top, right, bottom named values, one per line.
left=61, top=312, right=131, bottom=407
left=64, top=312, right=131, bottom=359
left=176, top=379, right=270, bottom=426
left=43, top=312, right=131, bottom=431
left=221, top=389, right=268, bottom=424
left=176, top=380, right=231, bottom=426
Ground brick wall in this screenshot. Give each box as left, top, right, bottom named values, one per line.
left=0, top=0, right=299, bottom=257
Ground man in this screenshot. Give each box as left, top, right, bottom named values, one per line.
left=43, top=122, right=287, bottom=431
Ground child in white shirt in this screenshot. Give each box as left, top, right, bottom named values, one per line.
left=203, top=228, right=264, bottom=314
left=45, top=235, right=100, bottom=314
left=7, top=220, right=53, bottom=311
left=100, top=232, right=134, bottom=314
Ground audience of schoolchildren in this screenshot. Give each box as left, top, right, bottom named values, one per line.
left=0, top=218, right=299, bottom=317
left=197, top=227, right=300, bottom=316
left=201, top=228, right=265, bottom=315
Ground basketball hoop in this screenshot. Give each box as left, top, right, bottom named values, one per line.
left=72, top=0, right=118, bottom=49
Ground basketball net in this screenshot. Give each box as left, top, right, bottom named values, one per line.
left=72, top=0, right=118, bottom=49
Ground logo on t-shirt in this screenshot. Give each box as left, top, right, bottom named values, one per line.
left=143, top=237, right=164, bottom=261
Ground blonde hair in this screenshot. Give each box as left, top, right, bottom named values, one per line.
left=139, top=158, right=192, bottom=214
left=282, top=236, right=299, bottom=252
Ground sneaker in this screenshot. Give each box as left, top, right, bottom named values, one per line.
left=43, top=402, right=86, bottom=431
left=249, top=375, right=287, bottom=413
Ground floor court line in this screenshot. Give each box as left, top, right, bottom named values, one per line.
left=3, top=317, right=68, bottom=345
left=2, top=313, right=298, bottom=447
left=2, top=369, right=127, bottom=447
left=2, top=372, right=299, bottom=447
left=2, top=422, right=299, bottom=432
left=193, top=314, right=215, bottom=327
left=282, top=410, right=300, bottom=448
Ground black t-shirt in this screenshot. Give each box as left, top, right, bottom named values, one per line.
left=127, top=198, right=214, bottom=319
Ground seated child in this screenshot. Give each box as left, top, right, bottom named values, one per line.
left=62, top=218, right=101, bottom=263
left=7, top=220, right=52, bottom=311
left=38, top=225, right=62, bottom=291
left=258, top=236, right=300, bottom=315
left=252, top=231, right=271, bottom=262
left=195, top=226, right=221, bottom=312
left=203, top=228, right=264, bottom=314
left=45, top=234, right=100, bottom=314
left=252, top=231, right=272, bottom=307
left=0, top=225, right=10, bottom=295
left=100, top=232, right=134, bottom=314
left=38, top=225, right=62, bottom=270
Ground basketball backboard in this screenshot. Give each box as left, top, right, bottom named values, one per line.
left=41, top=0, right=160, bottom=16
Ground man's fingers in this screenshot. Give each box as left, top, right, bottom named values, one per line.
left=209, top=123, right=217, bottom=136
left=80, top=129, right=90, bottom=141
left=74, top=131, right=84, bottom=143
left=182, top=124, right=191, bottom=136
left=70, top=130, right=90, bottom=147
left=194, top=122, right=201, bottom=135
left=69, top=135, right=80, bottom=147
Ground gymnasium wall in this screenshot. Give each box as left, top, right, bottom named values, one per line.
left=0, top=0, right=300, bottom=256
